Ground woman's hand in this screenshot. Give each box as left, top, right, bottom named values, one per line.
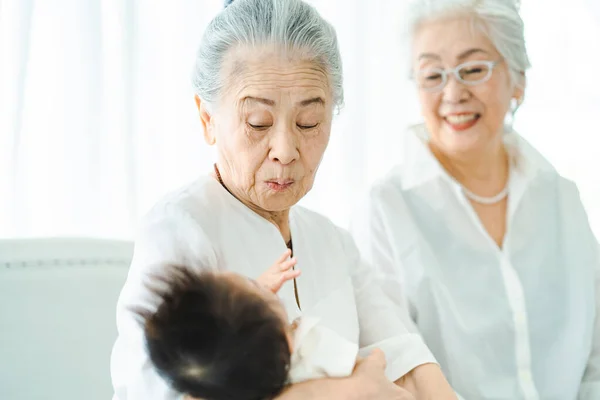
left=351, top=349, right=416, bottom=400
left=275, top=349, right=414, bottom=400
left=396, top=363, right=459, bottom=400
left=257, top=249, right=300, bottom=293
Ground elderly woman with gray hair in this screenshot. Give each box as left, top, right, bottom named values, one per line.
left=351, top=0, right=600, bottom=399
left=109, top=0, right=458, bottom=399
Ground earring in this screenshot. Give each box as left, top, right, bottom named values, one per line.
left=504, top=97, right=521, bottom=133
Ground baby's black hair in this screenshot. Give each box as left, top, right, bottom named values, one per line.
left=134, top=267, right=291, bottom=400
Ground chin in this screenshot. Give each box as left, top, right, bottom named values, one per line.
left=261, top=195, right=301, bottom=213
left=438, top=127, right=491, bottom=155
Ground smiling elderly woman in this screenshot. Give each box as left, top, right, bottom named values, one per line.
left=109, top=0, right=457, bottom=399
left=351, top=0, right=600, bottom=399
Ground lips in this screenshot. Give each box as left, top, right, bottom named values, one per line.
left=265, top=179, right=295, bottom=192
left=443, top=113, right=481, bottom=131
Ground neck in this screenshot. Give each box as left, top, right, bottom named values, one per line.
left=211, top=165, right=292, bottom=242
left=259, top=209, right=291, bottom=243
left=429, top=136, right=509, bottom=196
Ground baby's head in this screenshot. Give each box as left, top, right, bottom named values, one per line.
left=134, top=267, right=292, bottom=400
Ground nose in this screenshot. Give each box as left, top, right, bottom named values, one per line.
left=269, top=127, right=299, bottom=165
left=442, top=73, right=470, bottom=104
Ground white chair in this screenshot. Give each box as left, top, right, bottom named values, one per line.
left=0, top=238, right=133, bottom=400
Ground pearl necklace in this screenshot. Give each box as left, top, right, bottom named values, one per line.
left=461, top=184, right=509, bottom=205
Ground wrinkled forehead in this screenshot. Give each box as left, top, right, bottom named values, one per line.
left=219, top=45, right=332, bottom=104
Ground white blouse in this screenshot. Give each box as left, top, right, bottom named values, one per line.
left=350, top=126, right=600, bottom=400
left=110, top=176, right=436, bottom=400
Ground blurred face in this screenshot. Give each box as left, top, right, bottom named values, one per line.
left=412, top=16, right=523, bottom=157
left=197, top=47, right=333, bottom=214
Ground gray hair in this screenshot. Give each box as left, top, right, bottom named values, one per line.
left=192, top=0, right=344, bottom=112
left=406, top=0, right=531, bottom=88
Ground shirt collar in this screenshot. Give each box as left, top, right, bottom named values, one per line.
left=398, top=123, right=556, bottom=191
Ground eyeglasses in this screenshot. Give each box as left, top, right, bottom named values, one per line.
left=415, top=60, right=502, bottom=92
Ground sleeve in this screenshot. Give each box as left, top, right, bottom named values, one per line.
left=336, top=225, right=437, bottom=383
left=110, top=203, right=218, bottom=400
left=579, top=241, right=600, bottom=399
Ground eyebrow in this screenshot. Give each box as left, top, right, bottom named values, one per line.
left=243, top=97, right=275, bottom=107
left=298, top=97, right=325, bottom=107
left=457, top=48, right=489, bottom=60
left=418, top=48, right=490, bottom=62
left=242, top=96, right=325, bottom=108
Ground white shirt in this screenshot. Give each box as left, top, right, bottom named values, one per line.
left=110, top=176, right=436, bottom=400
left=350, top=125, right=600, bottom=400
left=288, top=315, right=358, bottom=383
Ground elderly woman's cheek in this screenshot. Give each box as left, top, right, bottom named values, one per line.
left=303, top=131, right=329, bottom=180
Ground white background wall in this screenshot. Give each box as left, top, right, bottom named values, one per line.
left=1, top=0, right=598, bottom=239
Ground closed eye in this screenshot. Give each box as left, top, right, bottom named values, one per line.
left=464, top=67, right=484, bottom=74
left=297, top=123, right=319, bottom=129
left=248, top=123, right=271, bottom=130
left=425, top=73, right=442, bottom=80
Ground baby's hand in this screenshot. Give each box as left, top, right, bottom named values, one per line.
left=257, top=249, right=300, bottom=293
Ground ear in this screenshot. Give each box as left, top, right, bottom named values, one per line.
left=195, top=95, right=216, bottom=146
left=513, top=71, right=526, bottom=105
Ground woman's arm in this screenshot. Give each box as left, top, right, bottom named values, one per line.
left=188, top=380, right=359, bottom=400
left=276, top=377, right=355, bottom=400
left=277, top=349, right=416, bottom=400
left=396, top=364, right=462, bottom=400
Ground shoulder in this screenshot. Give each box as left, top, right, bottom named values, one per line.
left=510, top=133, right=584, bottom=204
left=134, top=176, right=225, bottom=265
left=142, top=175, right=224, bottom=224
left=140, top=175, right=238, bottom=240
left=511, top=133, right=597, bottom=244
left=370, top=166, right=410, bottom=204
left=554, top=175, right=593, bottom=232
left=351, top=165, right=415, bottom=229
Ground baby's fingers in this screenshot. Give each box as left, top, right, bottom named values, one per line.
left=271, top=269, right=301, bottom=293
left=279, top=268, right=301, bottom=282
left=278, top=257, right=297, bottom=271
left=274, top=249, right=293, bottom=264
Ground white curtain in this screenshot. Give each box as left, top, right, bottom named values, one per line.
left=1, top=0, right=599, bottom=239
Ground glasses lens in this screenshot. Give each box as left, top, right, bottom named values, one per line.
left=459, top=62, right=491, bottom=84
left=417, top=68, right=444, bottom=90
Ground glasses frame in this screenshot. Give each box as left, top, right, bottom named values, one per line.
left=415, top=60, right=502, bottom=92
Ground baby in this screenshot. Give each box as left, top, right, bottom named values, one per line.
left=134, top=250, right=359, bottom=400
